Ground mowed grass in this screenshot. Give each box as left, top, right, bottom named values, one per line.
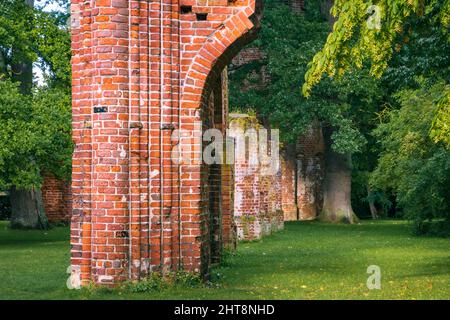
left=0, top=220, right=448, bottom=300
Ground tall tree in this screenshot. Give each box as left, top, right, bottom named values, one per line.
left=302, top=0, right=449, bottom=232
left=8, top=0, right=48, bottom=229
left=302, top=0, right=449, bottom=146
left=0, top=0, right=71, bottom=228
left=318, top=0, right=359, bottom=223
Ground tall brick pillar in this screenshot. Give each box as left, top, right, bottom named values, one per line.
left=70, top=0, right=261, bottom=286
left=229, top=113, right=283, bottom=241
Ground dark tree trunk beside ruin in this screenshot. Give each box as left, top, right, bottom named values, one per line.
left=321, top=0, right=336, bottom=27
left=320, top=127, right=358, bottom=224
left=367, top=185, right=379, bottom=219
left=10, top=187, right=48, bottom=229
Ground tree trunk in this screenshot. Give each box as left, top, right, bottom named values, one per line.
left=367, top=185, right=379, bottom=219
left=318, top=1, right=357, bottom=223
left=321, top=0, right=336, bottom=27
left=320, top=127, right=358, bottom=224
left=11, top=0, right=34, bottom=94
left=9, top=0, right=48, bottom=229
left=10, top=187, right=49, bottom=229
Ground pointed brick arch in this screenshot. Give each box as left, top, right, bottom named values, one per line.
left=182, top=6, right=259, bottom=106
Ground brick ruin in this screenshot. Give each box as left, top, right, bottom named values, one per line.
left=280, top=123, right=325, bottom=221
left=295, top=122, right=325, bottom=220
left=229, top=0, right=324, bottom=223
left=35, top=0, right=324, bottom=286
left=229, top=114, right=283, bottom=241
left=69, top=0, right=263, bottom=286
left=42, top=174, right=72, bottom=223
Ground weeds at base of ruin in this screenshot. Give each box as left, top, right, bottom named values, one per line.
left=219, top=248, right=242, bottom=268
left=123, top=271, right=203, bottom=293
left=79, top=252, right=243, bottom=294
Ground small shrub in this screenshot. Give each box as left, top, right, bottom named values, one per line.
left=125, top=273, right=167, bottom=293
left=124, top=271, right=202, bottom=293
left=169, top=271, right=202, bottom=288
left=220, top=249, right=241, bottom=268
left=413, top=219, right=450, bottom=237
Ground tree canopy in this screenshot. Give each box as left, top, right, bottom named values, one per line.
left=302, top=0, right=450, bottom=96
left=229, top=0, right=381, bottom=154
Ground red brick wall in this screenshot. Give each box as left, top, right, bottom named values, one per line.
left=279, top=125, right=325, bottom=223
left=230, top=0, right=322, bottom=223
left=42, top=174, right=72, bottom=223
left=70, top=0, right=261, bottom=286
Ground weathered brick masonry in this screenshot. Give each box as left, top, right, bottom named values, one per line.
left=42, top=174, right=72, bottom=223
left=70, top=0, right=261, bottom=285
left=230, top=0, right=324, bottom=222
left=229, top=114, right=283, bottom=241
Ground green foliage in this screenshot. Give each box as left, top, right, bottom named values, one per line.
left=0, top=0, right=37, bottom=73
left=0, top=0, right=70, bottom=87
left=229, top=0, right=382, bottom=154
left=125, top=273, right=168, bottom=293
left=371, top=81, right=450, bottom=230
left=303, top=0, right=450, bottom=96
left=0, top=80, right=72, bottom=189
left=430, top=90, right=450, bottom=148
left=124, top=271, right=202, bottom=293
left=169, top=270, right=202, bottom=288
left=381, top=11, right=450, bottom=93
left=0, top=0, right=72, bottom=190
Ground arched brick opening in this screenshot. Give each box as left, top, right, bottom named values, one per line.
left=181, top=2, right=262, bottom=277
left=69, top=0, right=262, bottom=286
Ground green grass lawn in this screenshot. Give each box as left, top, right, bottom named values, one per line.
left=0, top=220, right=448, bottom=300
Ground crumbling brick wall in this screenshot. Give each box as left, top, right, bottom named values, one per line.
left=229, top=114, right=283, bottom=240
left=41, top=174, right=72, bottom=223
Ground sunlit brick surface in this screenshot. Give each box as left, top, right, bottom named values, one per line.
left=70, top=0, right=260, bottom=285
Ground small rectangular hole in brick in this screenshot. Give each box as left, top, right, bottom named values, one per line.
left=196, top=13, right=208, bottom=21
left=180, top=6, right=192, bottom=14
